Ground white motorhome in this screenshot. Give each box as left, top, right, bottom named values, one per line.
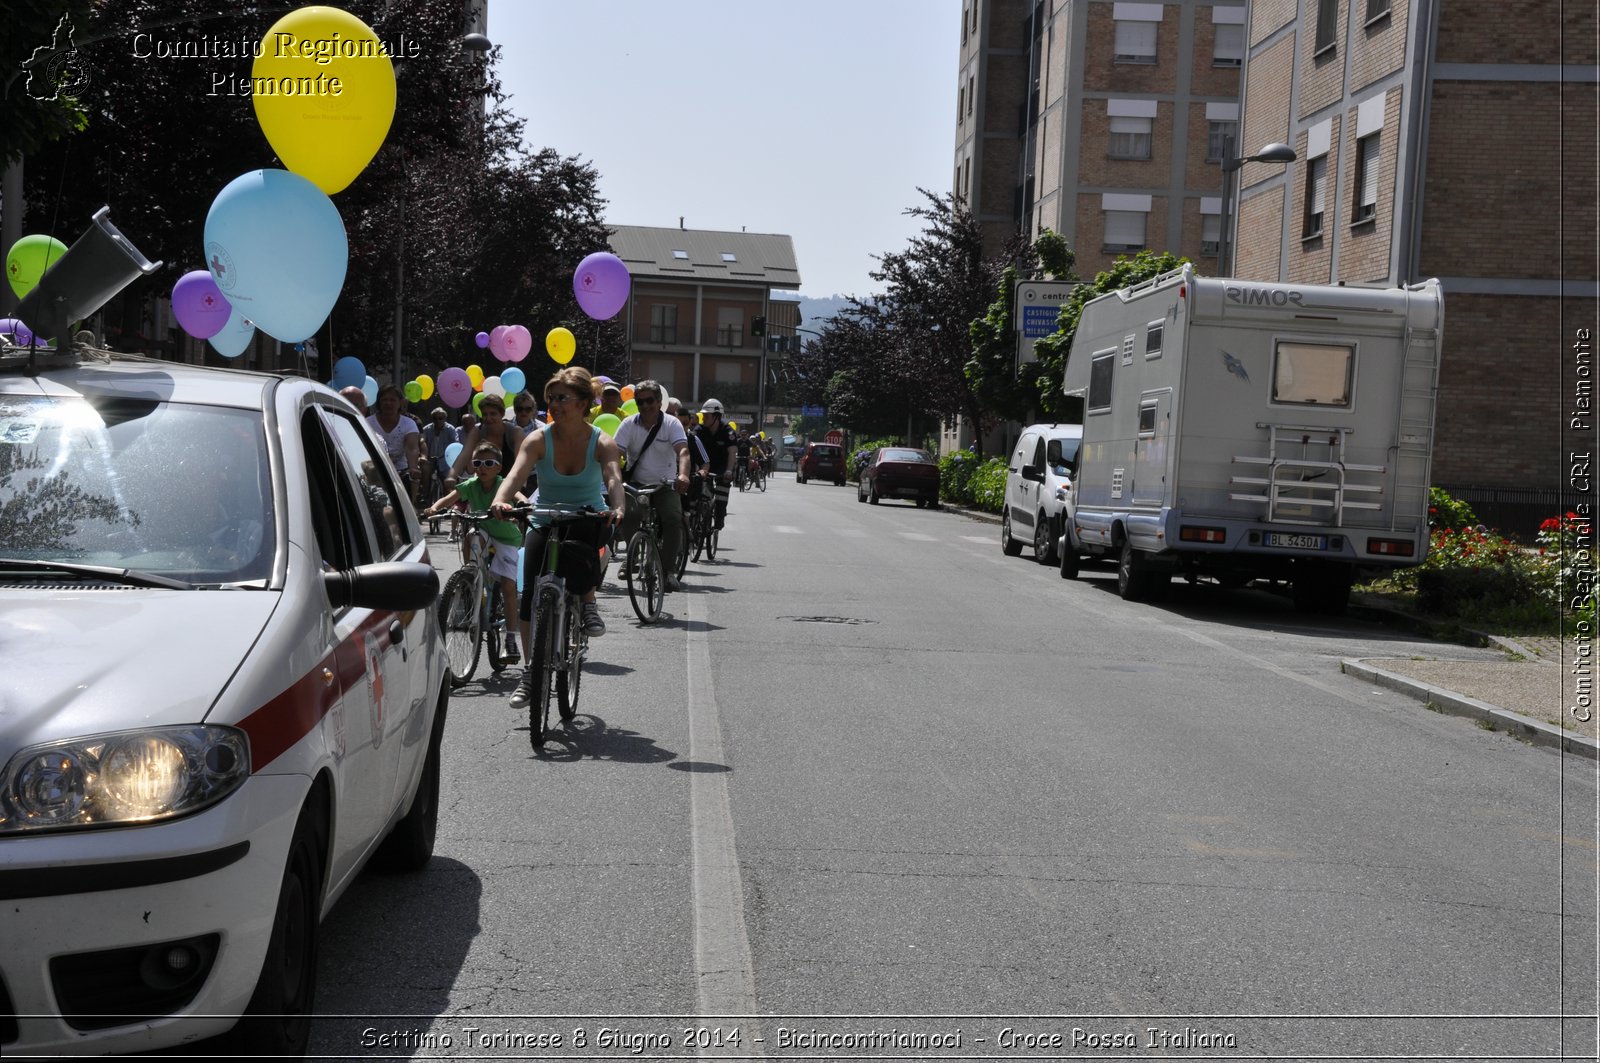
left=1060, top=264, right=1443, bottom=613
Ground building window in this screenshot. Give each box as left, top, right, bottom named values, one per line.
left=1103, top=210, right=1147, bottom=253
left=1314, top=0, right=1338, bottom=54
left=958, top=84, right=965, bottom=120
left=1114, top=20, right=1158, bottom=64
left=715, top=307, right=744, bottom=347
left=962, top=6, right=969, bottom=44
left=1366, top=0, right=1392, bottom=22
left=672, top=249, right=688, bottom=259
left=1201, top=213, right=1221, bottom=256
left=1353, top=133, right=1379, bottom=225
left=720, top=252, right=737, bottom=262
left=713, top=360, right=743, bottom=385
left=1109, top=116, right=1152, bottom=159
left=649, top=304, right=677, bottom=345
left=1304, top=156, right=1327, bottom=238
left=1213, top=23, right=1243, bottom=66
left=967, top=74, right=975, bottom=115
left=1207, top=121, right=1237, bottom=163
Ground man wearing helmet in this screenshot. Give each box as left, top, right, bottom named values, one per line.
left=694, top=398, right=736, bottom=530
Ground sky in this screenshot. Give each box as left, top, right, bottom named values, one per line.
left=491, top=0, right=963, bottom=300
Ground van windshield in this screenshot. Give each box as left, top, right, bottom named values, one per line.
left=0, top=394, right=274, bottom=585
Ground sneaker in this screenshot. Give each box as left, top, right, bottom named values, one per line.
left=664, top=575, right=680, bottom=592
left=509, top=672, right=533, bottom=710
left=504, top=633, right=520, bottom=660
left=581, top=603, right=606, bottom=637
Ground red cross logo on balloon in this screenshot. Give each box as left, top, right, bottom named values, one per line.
left=210, top=254, right=227, bottom=276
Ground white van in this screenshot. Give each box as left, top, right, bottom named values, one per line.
left=1001, top=423, right=1083, bottom=564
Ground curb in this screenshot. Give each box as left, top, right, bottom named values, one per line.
left=1341, top=658, right=1600, bottom=761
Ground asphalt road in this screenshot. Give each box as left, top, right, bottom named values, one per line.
left=307, top=476, right=1597, bottom=1061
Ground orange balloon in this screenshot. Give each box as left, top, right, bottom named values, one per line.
left=620, top=384, right=635, bottom=401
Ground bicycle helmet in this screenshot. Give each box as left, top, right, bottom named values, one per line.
left=701, top=398, right=725, bottom=415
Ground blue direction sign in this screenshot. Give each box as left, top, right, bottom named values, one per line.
left=1022, top=304, right=1060, bottom=338
left=1014, top=280, right=1076, bottom=364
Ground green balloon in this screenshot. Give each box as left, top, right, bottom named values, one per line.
left=6, top=235, right=69, bottom=299
left=592, top=413, right=623, bottom=436
left=621, top=399, right=638, bottom=416
left=403, top=380, right=423, bottom=403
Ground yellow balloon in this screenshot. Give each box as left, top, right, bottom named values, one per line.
left=415, top=374, right=434, bottom=401
left=252, top=7, right=396, bottom=195
left=546, top=326, right=576, bottom=365
left=467, top=364, right=485, bottom=389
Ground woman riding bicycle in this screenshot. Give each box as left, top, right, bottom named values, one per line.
left=493, top=367, right=624, bottom=711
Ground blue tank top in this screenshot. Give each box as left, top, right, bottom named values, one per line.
left=533, top=423, right=605, bottom=525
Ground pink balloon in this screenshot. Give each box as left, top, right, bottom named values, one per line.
left=572, top=251, right=631, bottom=320
left=172, top=270, right=232, bottom=339
left=437, top=366, right=473, bottom=408
left=503, top=324, right=532, bottom=362
left=487, top=324, right=510, bottom=362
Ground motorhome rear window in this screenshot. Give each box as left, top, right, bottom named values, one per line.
left=1272, top=342, right=1353, bottom=406
left=1088, top=351, right=1116, bottom=412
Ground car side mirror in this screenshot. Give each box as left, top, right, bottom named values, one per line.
left=1022, top=464, right=1045, bottom=483
left=324, top=561, right=439, bottom=611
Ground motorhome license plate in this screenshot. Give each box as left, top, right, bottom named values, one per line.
left=1265, top=532, right=1327, bottom=550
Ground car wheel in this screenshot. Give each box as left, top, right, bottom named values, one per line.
left=835, top=479, right=845, bottom=486
left=373, top=685, right=447, bottom=872
left=1034, top=511, right=1057, bottom=565
left=1001, top=511, right=1023, bottom=556
left=868, top=483, right=880, bottom=505
left=1059, top=541, right=1080, bottom=580
left=220, top=786, right=326, bottom=1055
left=856, top=480, right=866, bottom=503
left=796, top=472, right=805, bottom=484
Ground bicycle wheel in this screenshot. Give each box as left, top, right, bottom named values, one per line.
left=705, top=524, right=719, bottom=562
left=757, top=468, right=768, bottom=492
left=626, top=531, right=664, bottom=623
left=557, top=596, right=584, bottom=721
left=675, top=518, right=690, bottom=581
left=486, top=586, right=509, bottom=673
left=439, top=570, right=481, bottom=688
left=527, top=586, right=560, bottom=749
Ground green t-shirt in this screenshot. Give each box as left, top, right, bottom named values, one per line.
left=455, top=477, right=522, bottom=547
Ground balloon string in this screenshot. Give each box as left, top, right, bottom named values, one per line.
left=46, top=138, right=70, bottom=273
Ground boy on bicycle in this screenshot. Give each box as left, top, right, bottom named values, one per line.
left=422, top=442, right=526, bottom=661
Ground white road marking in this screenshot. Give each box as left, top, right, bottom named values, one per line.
left=896, top=532, right=938, bottom=542
left=959, top=535, right=995, bottom=544
left=684, top=590, right=763, bottom=1047
left=771, top=525, right=804, bottom=534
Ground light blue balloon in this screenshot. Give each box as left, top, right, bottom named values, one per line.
left=332, top=355, right=365, bottom=389
left=443, top=442, right=463, bottom=469
left=501, top=367, right=526, bottom=395
left=361, top=375, right=379, bottom=406
left=204, top=169, right=348, bottom=343
left=207, top=304, right=255, bottom=359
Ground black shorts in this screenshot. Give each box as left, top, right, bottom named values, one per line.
left=518, top=515, right=609, bottom=619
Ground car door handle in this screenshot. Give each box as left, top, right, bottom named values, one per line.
left=388, top=619, right=404, bottom=646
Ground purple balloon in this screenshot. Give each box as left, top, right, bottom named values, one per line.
left=437, top=366, right=473, bottom=408
left=487, top=324, right=510, bottom=362
left=0, top=317, right=35, bottom=346
left=503, top=324, right=532, bottom=362
left=572, top=251, right=631, bottom=320
left=475, top=330, right=490, bottom=348
left=172, top=270, right=232, bottom=339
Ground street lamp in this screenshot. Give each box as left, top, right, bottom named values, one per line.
left=1218, top=140, right=1296, bottom=277
left=392, top=31, right=494, bottom=387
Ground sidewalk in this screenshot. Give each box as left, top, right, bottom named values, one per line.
left=944, top=504, right=1598, bottom=761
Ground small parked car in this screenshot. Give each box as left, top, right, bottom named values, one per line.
left=1001, top=423, right=1083, bottom=564
left=796, top=442, right=846, bottom=485
left=0, top=346, right=446, bottom=1056
left=857, top=447, right=941, bottom=507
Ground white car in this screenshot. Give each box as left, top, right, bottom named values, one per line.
left=1000, top=423, right=1083, bottom=565
left=0, top=348, right=447, bottom=1056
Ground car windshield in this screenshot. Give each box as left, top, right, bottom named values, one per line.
left=813, top=446, right=841, bottom=457
left=0, top=393, right=274, bottom=585
left=1047, top=437, right=1080, bottom=470
left=881, top=449, right=932, bottom=463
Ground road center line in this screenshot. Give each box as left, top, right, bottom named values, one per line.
left=684, top=588, right=764, bottom=1052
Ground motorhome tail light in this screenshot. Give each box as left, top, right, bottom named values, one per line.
left=1367, top=537, right=1416, bottom=557
left=1178, top=284, right=1186, bottom=299
left=1179, top=525, right=1226, bottom=543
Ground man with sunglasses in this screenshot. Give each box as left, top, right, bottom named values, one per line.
left=614, top=379, right=690, bottom=590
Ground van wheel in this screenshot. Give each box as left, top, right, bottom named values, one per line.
left=1117, top=539, right=1167, bottom=601
left=1034, top=512, right=1057, bottom=565
left=1001, top=512, right=1023, bottom=556
left=1059, top=532, right=1080, bottom=580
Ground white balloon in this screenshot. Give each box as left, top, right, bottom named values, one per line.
left=482, top=375, right=506, bottom=398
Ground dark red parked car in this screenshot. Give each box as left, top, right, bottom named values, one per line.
left=857, top=447, right=941, bottom=507
left=796, top=442, right=846, bottom=485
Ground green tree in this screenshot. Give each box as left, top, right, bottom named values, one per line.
left=964, top=228, right=1071, bottom=439
left=1, top=0, right=97, bottom=165
left=1030, top=249, right=1188, bottom=421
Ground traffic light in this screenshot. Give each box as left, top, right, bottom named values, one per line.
left=751, top=316, right=766, bottom=337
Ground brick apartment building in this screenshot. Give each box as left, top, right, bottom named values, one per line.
left=1239, top=0, right=1596, bottom=524
left=607, top=224, right=801, bottom=432
left=955, top=0, right=1248, bottom=277
left=956, top=0, right=1595, bottom=524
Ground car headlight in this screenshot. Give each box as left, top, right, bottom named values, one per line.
left=0, top=726, right=249, bottom=835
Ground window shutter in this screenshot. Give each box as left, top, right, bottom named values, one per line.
left=1104, top=210, right=1146, bottom=248
left=1114, top=21, right=1158, bottom=60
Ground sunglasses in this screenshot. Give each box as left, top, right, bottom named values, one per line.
left=471, top=458, right=501, bottom=468
left=515, top=406, right=533, bottom=413
left=547, top=393, right=579, bottom=405
left=636, top=396, right=659, bottom=407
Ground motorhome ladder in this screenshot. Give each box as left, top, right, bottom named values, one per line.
left=1392, top=325, right=1440, bottom=533
left=1229, top=424, right=1386, bottom=526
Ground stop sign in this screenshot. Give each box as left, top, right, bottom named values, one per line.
left=825, top=430, right=844, bottom=445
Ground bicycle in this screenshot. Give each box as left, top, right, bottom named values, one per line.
left=436, top=513, right=515, bottom=688
left=686, top=476, right=718, bottom=563
left=622, top=482, right=670, bottom=623
left=749, top=455, right=768, bottom=492
left=513, top=503, right=605, bottom=749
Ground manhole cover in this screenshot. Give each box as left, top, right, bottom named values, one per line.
left=780, top=615, right=877, bottom=625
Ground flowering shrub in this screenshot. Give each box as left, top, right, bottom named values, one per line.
left=969, top=457, right=1008, bottom=512
left=1427, top=487, right=1479, bottom=531
left=938, top=451, right=978, bottom=505
left=1535, top=511, right=1597, bottom=629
